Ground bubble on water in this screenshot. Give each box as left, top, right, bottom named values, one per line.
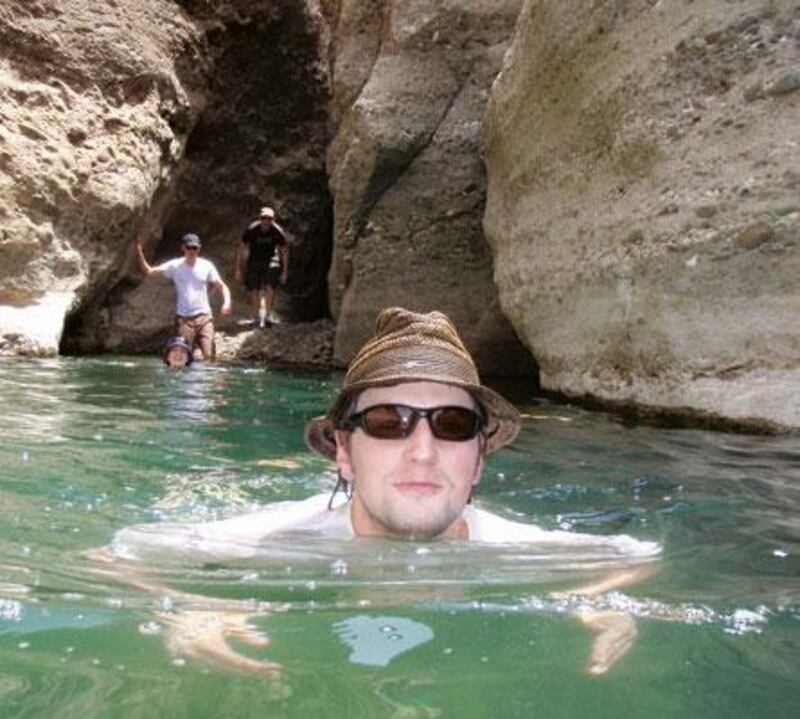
left=0, top=600, right=23, bottom=621
left=724, top=607, right=769, bottom=635
left=305, top=580, right=317, bottom=591
left=92, top=658, right=101, bottom=665
left=773, top=549, right=788, bottom=558
left=21, top=451, right=29, bottom=461
left=415, top=547, right=432, bottom=556
left=330, top=559, right=348, bottom=576
left=105, top=597, right=123, bottom=608
left=240, top=572, right=259, bottom=583
left=159, top=596, right=174, bottom=612
left=443, top=647, right=453, bottom=655
left=20, top=546, right=31, bottom=557
left=481, top=656, right=489, bottom=663
left=65, top=646, right=75, bottom=654
left=172, top=657, right=187, bottom=667
left=380, top=625, right=396, bottom=634
left=93, top=434, right=103, bottom=441
left=139, top=621, right=163, bottom=636
left=18, top=642, right=30, bottom=649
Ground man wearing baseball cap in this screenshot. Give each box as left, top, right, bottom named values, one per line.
left=236, top=206, right=289, bottom=328
left=135, top=232, right=231, bottom=360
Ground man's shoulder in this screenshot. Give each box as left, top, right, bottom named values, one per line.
left=195, top=257, right=220, bottom=275
left=157, top=257, right=183, bottom=274
left=465, top=505, right=661, bottom=556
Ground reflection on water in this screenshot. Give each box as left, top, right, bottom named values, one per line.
left=0, top=357, right=799, bottom=718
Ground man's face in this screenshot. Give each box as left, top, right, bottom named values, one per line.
left=259, top=215, right=273, bottom=228
left=182, top=244, right=200, bottom=261
left=165, top=347, right=189, bottom=368
left=335, top=381, right=484, bottom=540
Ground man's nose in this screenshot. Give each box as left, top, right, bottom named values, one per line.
left=403, top=416, right=437, bottom=462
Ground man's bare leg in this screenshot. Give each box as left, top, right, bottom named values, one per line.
left=263, top=285, right=276, bottom=324
left=249, top=289, right=262, bottom=324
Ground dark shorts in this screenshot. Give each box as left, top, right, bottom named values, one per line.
left=175, top=314, right=215, bottom=360
left=245, top=263, right=281, bottom=291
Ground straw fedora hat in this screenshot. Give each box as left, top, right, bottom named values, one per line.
left=305, top=307, right=520, bottom=461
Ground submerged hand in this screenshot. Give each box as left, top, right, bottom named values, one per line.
left=158, top=610, right=280, bottom=676
left=550, top=565, right=657, bottom=676
left=576, top=610, right=637, bottom=675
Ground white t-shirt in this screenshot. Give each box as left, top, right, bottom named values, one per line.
left=109, top=493, right=661, bottom=562
left=157, top=257, right=221, bottom=317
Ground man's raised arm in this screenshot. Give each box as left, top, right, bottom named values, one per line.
left=133, top=238, right=164, bottom=278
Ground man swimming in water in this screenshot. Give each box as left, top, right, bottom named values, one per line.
left=93, top=308, right=659, bottom=675
left=163, top=336, right=194, bottom=368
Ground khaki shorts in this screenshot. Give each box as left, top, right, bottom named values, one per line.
left=175, top=314, right=215, bottom=360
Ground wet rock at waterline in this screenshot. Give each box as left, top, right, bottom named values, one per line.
left=482, top=0, right=800, bottom=429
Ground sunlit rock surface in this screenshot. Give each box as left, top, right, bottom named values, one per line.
left=482, top=0, right=800, bottom=429
left=324, top=0, right=536, bottom=376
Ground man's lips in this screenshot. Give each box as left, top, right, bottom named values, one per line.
left=393, top=481, right=441, bottom=494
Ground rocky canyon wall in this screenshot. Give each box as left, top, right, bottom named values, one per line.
left=323, top=0, right=537, bottom=376
left=2, top=0, right=797, bottom=429
left=482, top=0, right=799, bottom=429
left=0, top=0, right=332, bottom=355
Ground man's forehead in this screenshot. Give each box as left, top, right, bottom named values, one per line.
left=356, top=381, right=474, bottom=408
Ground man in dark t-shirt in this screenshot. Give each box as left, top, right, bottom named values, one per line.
left=235, top=206, right=289, bottom=327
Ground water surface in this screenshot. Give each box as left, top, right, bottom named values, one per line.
left=0, top=358, right=798, bottom=718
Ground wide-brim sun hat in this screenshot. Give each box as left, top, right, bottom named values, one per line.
left=305, top=307, right=520, bottom=461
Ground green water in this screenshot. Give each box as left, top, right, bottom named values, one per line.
left=0, top=357, right=798, bottom=718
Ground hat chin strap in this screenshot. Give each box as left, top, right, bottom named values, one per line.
left=327, top=470, right=353, bottom=510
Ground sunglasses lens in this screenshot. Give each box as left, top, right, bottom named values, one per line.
left=431, top=407, right=481, bottom=441
left=360, top=405, right=410, bottom=439
left=352, top=405, right=482, bottom=441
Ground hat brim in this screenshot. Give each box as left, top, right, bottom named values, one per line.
left=304, top=380, right=519, bottom=462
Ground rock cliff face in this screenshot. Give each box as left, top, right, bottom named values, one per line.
left=1, top=0, right=797, bottom=429
left=324, top=0, right=536, bottom=375
left=0, top=0, right=332, bottom=355
left=482, top=0, right=799, bottom=429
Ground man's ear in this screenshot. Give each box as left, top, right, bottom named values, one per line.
left=470, top=454, right=484, bottom=488
left=335, top=430, right=354, bottom=481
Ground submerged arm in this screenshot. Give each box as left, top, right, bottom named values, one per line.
left=554, top=563, right=660, bottom=676
left=85, top=544, right=277, bottom=676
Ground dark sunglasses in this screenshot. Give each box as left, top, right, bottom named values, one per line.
left=340, top=404, right=485, bottom=442
left=183, top=246, right=199, bottom=251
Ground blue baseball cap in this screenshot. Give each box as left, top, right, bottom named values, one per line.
left=181, top=233, right=202, bottom=248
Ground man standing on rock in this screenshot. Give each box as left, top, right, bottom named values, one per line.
left=235, top=206, right=289, bottom=328
left=135, top=233, right=232, bottom=361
